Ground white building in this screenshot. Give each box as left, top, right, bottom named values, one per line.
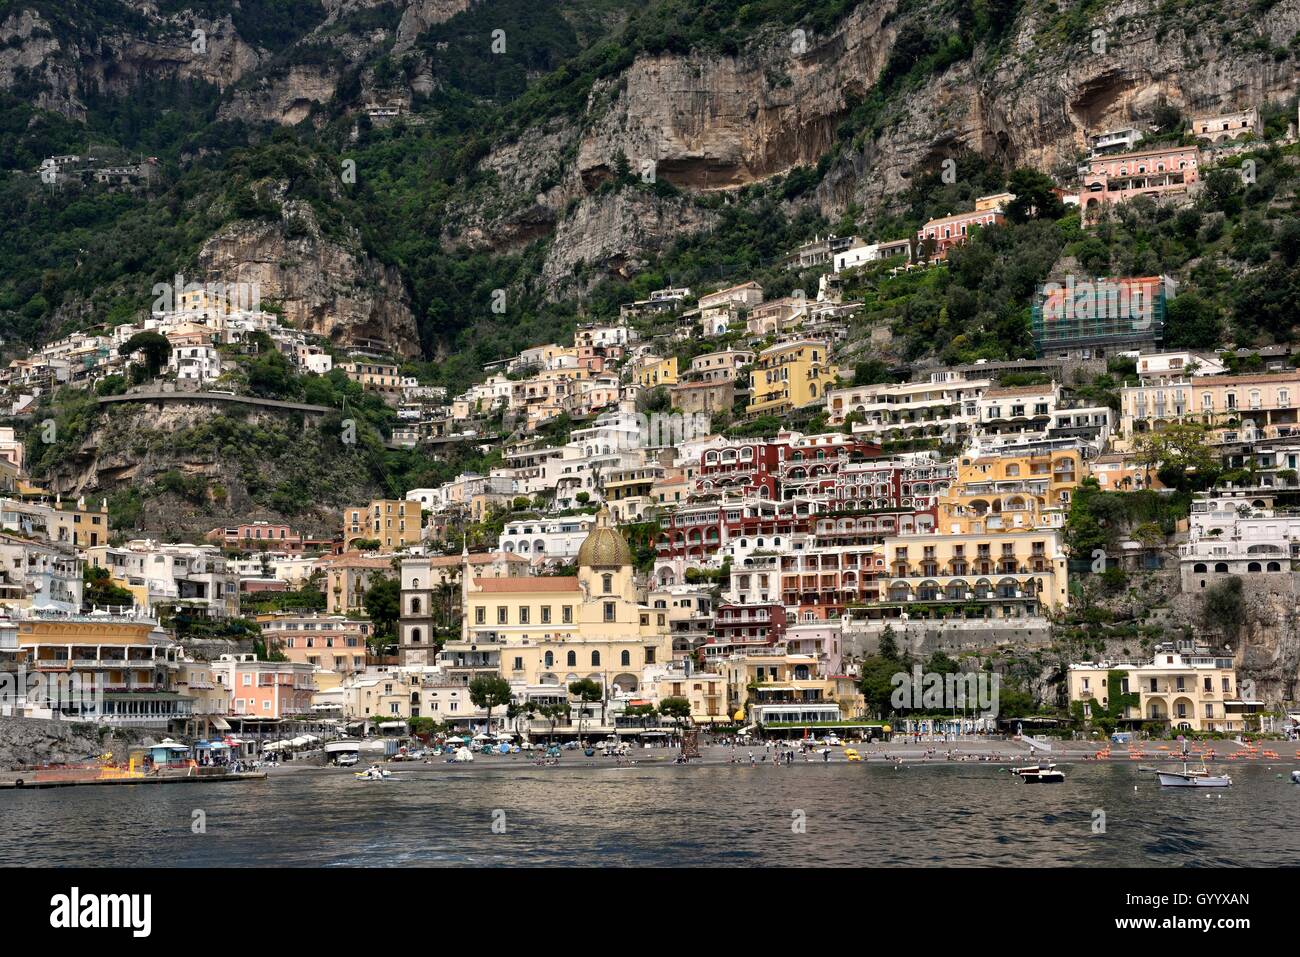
left=499, top=515, right=597, bottom=561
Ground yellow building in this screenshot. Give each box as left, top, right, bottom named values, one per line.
left=653, top=668, right=728, bottom=724
left=321, top=554, right=394, bottom=615
left=881, top=529, right=1069, bottom=618
left=937, top=450, right=1081, bottom=534
left=718, top=652, right=842, bottom=726
left=1068, top=643, right=1254, bottom=732
left=634, top=356, right=679, bottom=389
left=344, top=499, right=422, bottom=550
left=747, top=339, right=838, bottom=417
left=449, top=509, right=674, bottom=695
left=340, top=360, right=401, bottom=398
left=13, top=611, right=188, bottom=727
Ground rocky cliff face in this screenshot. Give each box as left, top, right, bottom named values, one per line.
left=0, top=716, right=149, bottom=770
left=394, top=0, right=476, bottom=53
left=818, top=0, right=1300, bottom=216
left=1170, top=575, right=1300, bottom=709
left=217, top=64, right=340, bottom=126
left=47, top=398, right=382, bottom=537
left=197, top=200, right=419, bottom=356
left=577, top=3, right=900, bottom=192
left=0, top=8, right=263, bottom=120
left=540, top=188, right=719, bottom=291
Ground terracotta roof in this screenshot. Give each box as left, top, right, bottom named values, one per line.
left=425, top=552, right=529, bottom=567
left=476, top=577, right=580, bottom=593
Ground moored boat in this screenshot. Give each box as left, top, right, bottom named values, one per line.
left=1010, top=762, right=1064, bottom=783
left=1154, top=761, right=1231, bottom=788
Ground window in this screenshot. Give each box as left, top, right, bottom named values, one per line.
left=541, top=606, right=551, bottom=624
left=567, top=651, right=576, bottom=667
left=591, top=651, right=601, bottom=666
left=497, top=607, right=507, bottom=625
left=602, top=573, right=613, bottom=593
left=621, top=650, right=631, bottom=666
left=475, top=607, right=485, bottom=625
left=604, top=602, right=616, bottom=622
left=519, top=607, right=530, bottom=625
left=544, top=651, right=554, bottom=667
left=562, top=606, right=573, bottom=624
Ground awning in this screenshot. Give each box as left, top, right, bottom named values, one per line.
left=211, top=717, right=231, bottom=730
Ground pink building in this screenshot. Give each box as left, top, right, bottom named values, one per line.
left=207, top=521, right=302, bottom=548
left=212, top=654, right=316, bottom=719
left=917, top=205, right=1005, bottom=260
left=1079, top=145, right=1199, bottom=218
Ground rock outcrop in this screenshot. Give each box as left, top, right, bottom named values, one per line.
left=0, top=8, right=262, bottom=120
left=197, top=201, right=419, bottom=357
left=0, top=716, right=150, bottom=770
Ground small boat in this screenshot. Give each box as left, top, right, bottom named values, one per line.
left=1155, top=761, right=1231, bottom=788
left=354, top=765, right=391, bottom=781
left=1010, top=762, right=1064, bottom=784
left=1291, top=770, right=1299, bottom=784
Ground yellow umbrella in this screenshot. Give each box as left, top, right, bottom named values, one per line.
left=733, top=709, right=745, bottom=722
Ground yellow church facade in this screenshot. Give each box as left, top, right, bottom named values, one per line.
left=448, top=510, right=674, bottom=694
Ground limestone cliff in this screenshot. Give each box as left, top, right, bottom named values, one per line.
left=0, top=7, right=262, bottom=120
left=197, top=200, right=419, bottom=357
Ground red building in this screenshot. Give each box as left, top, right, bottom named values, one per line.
left=708, top=601, right=788, bottom=654
left=697, top=439, right=789, bottom=498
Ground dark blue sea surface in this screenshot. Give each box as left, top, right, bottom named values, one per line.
left=2, top=762, right=1297, bottom=866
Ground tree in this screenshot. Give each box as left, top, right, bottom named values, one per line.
left=538, top=702, right=567, bottom=741
left=362, top=575, right=400, bottom=648
left=623, top=702, right=657, bottom=731
left=859, top=656, right=903, bottom=718
left=82, top=565, right=134, bottom=610
left=469, top=674, right=513, bottom=734
left=118, top=331, right=172, bottom=379
left=568, top=678, right=603, bottom=739
left=1202, top=576, right=1246, bottom=641
left=658, top=696, right=692, bottom=726
left=1131, top=422, right=1219, bottom=491
left=1004, top=167, right=1065, bottom=223
left=878, top=623, right=900, bottom=661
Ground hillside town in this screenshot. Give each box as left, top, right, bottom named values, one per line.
left=2, top=112, right=1298, bottom=761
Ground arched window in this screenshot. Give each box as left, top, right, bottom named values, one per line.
left=410, top=627, right=421, bottom=644
left=410, top=597, right=421, bottom=614
left=567, top=651, right=576, bottom=667
left=544, top=651, right=554, bottom=667
left=621, top=650, right=631, bottom=666
left=591, top=651, right=601, bottom=667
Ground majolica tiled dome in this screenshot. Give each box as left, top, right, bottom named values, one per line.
left=577, top=507, right=634, bottom=567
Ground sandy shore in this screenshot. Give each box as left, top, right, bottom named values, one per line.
left=265, top=737, right=1294, bottom=774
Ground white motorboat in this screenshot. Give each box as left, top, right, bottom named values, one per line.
left=1010, top=762, right=1064, bottom=784
left=1291, top=770, right=1299, bottom=784
left=1155, top=761, right=1231, bottom=788
left=354, top=764, right=391, bottom=781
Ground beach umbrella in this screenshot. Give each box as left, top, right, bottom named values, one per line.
left=445, top=736, right=465, bottom=744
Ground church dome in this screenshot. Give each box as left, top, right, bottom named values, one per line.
left=577, top=508, right=634, bottom=568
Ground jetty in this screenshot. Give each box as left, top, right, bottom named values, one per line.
left=0, top=768, right=267, bottom=789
